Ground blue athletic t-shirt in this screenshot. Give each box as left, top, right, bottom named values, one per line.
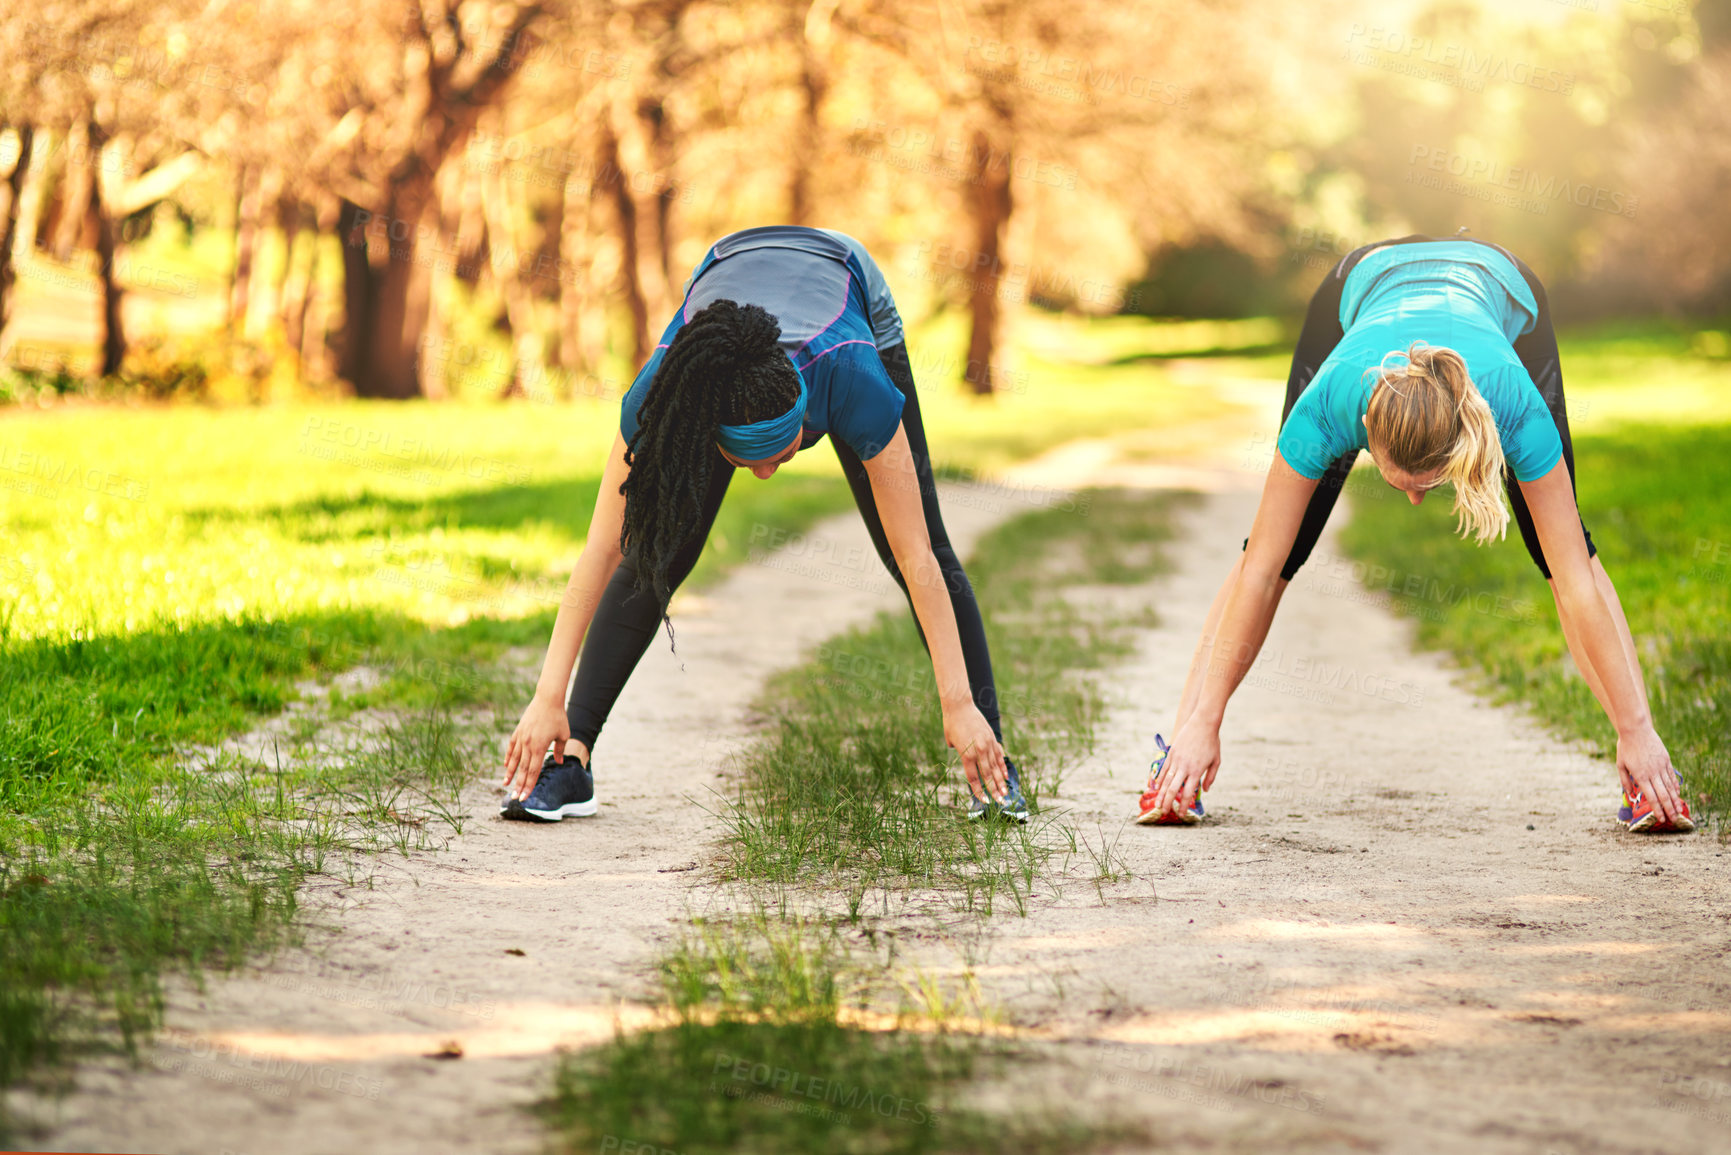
left=1277, top=241, right=1564, bottom=483
left=620, top=226, right=907, bottom=461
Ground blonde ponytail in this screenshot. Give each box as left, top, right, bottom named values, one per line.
left=1365, top=343, right=1509, bottom=543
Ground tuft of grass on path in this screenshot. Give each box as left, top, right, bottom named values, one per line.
left=544, top=911, right=1145, bottom=1155
left=720, top=489, right=1188, bottom=914
left=1339, top=423, right=1731, bottom=825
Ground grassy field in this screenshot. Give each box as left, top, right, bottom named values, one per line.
left=1340, top=324, right=1731, bottom=827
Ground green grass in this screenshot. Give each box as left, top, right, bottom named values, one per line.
left=545, top=911, right=1143, bottom=1155
left=720, top=489, right=1184, bottom=915
left=1546, top=321, right=1731, bottom=431
left=1340, top=423, right=1731, bottom=825
left=0, top=401, right=852, bottom=642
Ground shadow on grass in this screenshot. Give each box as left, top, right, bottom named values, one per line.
left=1103, top=341, right=1292, bottom=365
left=171, top=475, right=604, bottom=543
left=171, top=470, right=851, bottom=553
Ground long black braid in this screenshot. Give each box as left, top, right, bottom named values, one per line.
left=620, top=299, right=802, bottom=643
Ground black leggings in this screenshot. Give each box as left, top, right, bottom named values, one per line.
left=566, top=341, right=1002, bottom=752
left=1273, top=233, right=1595, bottom=582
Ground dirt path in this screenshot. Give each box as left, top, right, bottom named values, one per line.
left=927, top=487, right=1731, bottom=1154
left=24, top=478, right=1045, bottom=1155
left=25, top=453, right=1727, bottom=1155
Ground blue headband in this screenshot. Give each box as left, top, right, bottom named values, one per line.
left=716, top=370, right=807, bottom=460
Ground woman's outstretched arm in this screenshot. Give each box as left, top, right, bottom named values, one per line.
left=502, top=431, right=632, bottom=800
left=1149, top=451, right=1318, bottom=817
left=1520, top=462, right=1684, bottom=822
left=863, top=423, right=1009, bottom=803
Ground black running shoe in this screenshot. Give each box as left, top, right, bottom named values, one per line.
left=501, top=753, right=597, bottom=822
left=967, top=757, right=1031, bottom=824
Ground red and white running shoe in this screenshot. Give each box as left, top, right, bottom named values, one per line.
left=1135, top=734, right=1204, bottom=825
left=1621, top=774, right=1695, bottom=834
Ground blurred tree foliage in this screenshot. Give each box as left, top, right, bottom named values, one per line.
left=0, top=1, right=1724, bottom=400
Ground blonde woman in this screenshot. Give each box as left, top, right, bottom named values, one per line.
left=1137, top=235, right=1692, bottom=834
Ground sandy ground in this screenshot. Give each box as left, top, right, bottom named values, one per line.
left=18, top=441, right=1729, bottom=1154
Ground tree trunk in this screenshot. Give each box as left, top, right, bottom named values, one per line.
left=360, top=201, right=434, bottom=400
left=10, top=128, right=50, bottom=263
left=88, top=149, right=125, bottom=376
left=788, top=27, right=828, bottom=225
left=335, top=186, right=440, bottom=399
left=296, top=195, right=339, bottom=381
left=228, top=165, right=262, bottom=335
left=335, top=197, right=372, bottom=386
left=337, top=177, right=441, bottom=400
left=636, top=98, right=677, bottom=309
left=558, top=161, right=604, bottom=375
left=258, top=183, right=296, bottom=340
left=0, top=123, right=35, bottom=347
left=50, top=121, right=93, bottom=263
left=598, top=124, right=651, bottom=365
left=325, top=1, right=544, bottom=400
left=278, top=198, right=310, bottom=350
left=453, top=157, right=487, bottom=285
left=481, top=154, right=541, bottom=399
left=963, top=127, right=1012, bottom=395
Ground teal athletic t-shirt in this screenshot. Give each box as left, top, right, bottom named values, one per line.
left=1276, top=240, right=1565, bottom=483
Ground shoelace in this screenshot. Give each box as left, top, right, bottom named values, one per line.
left=1143, top=735, right=1172, bottom=795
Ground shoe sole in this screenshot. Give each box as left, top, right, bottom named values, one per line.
left=1133, top=806, right=1201, bottom=826
left=962, top=803, right=1024, bottom=820
left=1626, top=812, right=1695, bottom=834
left=967, top=807, right=1032, bottom=824
left=500, top=798, right=598, bottom=822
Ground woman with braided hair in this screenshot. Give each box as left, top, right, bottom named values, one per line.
left=500, top=226, right=1028, bottom=823
left=1137, top=235, right=1693, bottom=834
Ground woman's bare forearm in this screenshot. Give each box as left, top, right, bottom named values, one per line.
left=1175, top=555, right=1242, bottom=731
left=530, top=542, right=622, bottom=706
left=887, top=538, right=971, bottom=708
left=1522, top=468, right=1655, bottom=739
left=531, top=431, right=632, bottom=707
left=1188, top=560, right=1286, bottom=728
left=1174, top=457, right=1314, bottom=736
left=1554, top=563, right=1652, bottom=737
